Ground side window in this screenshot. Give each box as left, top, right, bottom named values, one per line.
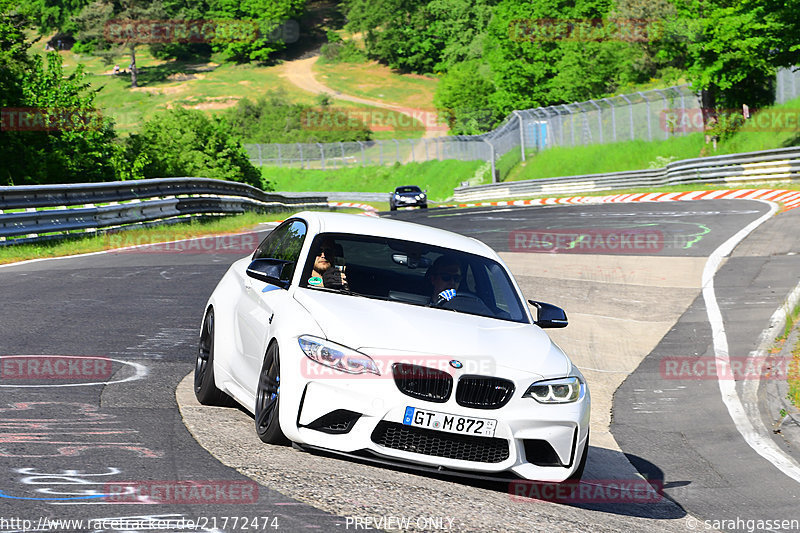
left=253, top=220, right=307, bottom=281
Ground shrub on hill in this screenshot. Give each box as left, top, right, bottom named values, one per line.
left=123, top=108, right=264, bottom=188
left=226, top=91, right=372, bottom=143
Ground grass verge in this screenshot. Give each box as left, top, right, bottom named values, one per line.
left=261, top=159, right=486, bottom=201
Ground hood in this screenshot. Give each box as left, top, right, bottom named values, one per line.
left=293, top=289, right=570, bottom=378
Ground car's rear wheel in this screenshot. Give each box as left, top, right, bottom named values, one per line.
left=255, top=342, right=289, bottom=445
left=194, top=308, right=228, bottom=405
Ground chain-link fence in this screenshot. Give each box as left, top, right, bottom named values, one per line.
left=247, top=84, right=701, bottom=180
left=244, top=138, right=491, bottom=169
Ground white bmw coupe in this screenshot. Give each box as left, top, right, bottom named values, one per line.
left=194, top=211, right=590, bottom=482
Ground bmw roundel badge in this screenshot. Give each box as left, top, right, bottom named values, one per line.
left=449, top=360, right=463, bottom=369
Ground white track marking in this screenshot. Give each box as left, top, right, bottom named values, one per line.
left=702, top=199, right=800, bottom=483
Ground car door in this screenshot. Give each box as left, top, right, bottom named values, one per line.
left=234, top=219, right=307, bottom=396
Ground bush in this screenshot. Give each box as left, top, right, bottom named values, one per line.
left=319, top=41, right=367, bottom=64
left=124, top=108, right=264, bottom=188
left=226, top=91, right=372, bottom=143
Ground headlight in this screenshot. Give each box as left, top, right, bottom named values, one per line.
left=523, top=377, right=583, bottom=404
left=298, top=336, right=380, bottom=375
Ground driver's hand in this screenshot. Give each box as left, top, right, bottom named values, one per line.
left=323, top=266, right=349, bottom=290
left=436, top=289, right=456, bottom=303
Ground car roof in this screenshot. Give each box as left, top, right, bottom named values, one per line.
left=290, top=211, right=497, bottom=258
left=395, top=185, right=421, bottom=191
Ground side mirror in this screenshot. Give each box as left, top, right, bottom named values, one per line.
left=528, top=300, right=568, bottom=328
left=246, top=258, right=293, bottom=289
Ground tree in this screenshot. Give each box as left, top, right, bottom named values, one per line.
left=1, top=0, right=120, bottom=185
left=433, top=59, right=497, bottom=134
left=344, top=0, right=443, bottom=72
left=20, top=0, right=90, bottom=36
left=73, top=0, right=167, bottom=88
left=124, top=108, right=263, bottom=187
left=677, top=0, right=797, bottom=112
left=204, top=0, right=306, bottom=63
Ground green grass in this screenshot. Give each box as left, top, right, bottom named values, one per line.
left=261, top=159, right=485, bottom=201
left=505, top=133, right=706, bottom=182
left=313, top=60, right=439, bottom=112
left=34, top=45, right=427, bottom=138
left=0, top=210, right=363, bottom=265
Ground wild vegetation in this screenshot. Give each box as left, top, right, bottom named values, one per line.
left=4, top=0, right=800, bottom=187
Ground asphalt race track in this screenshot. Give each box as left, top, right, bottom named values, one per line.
left=1, top=199, right=798, bottom=532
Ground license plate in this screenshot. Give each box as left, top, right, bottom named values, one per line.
left=403, top=407, right=497, bottom=437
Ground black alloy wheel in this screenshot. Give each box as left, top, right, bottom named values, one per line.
left=255, top=342, right=290, bottom=444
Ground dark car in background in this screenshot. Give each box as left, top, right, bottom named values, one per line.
left=390, top=185, right=427, bottom=211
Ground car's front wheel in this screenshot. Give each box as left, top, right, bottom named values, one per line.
left=255, top=342, right=290, bottom=445
left=194, top=308, right=229, bottom=405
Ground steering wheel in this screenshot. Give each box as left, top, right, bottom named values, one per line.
left=434, top=291, right=490, bottom=313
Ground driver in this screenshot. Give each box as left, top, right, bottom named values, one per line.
left=311, top=237, right=349, bottom=290
left=428, top=255, right=462, bottom=304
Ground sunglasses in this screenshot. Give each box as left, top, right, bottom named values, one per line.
left=317, top=247, right=336, bottom=257
left=436, top=273, right=462, bottom=283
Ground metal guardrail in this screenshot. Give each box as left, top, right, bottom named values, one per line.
left=453, top=147, right=800, bottom=201
left=275, top=191, right=392, bottom=202
left=0, top=178, right=328, bottom=244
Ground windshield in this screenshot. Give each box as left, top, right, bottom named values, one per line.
left=300, top=233, right=529, bottom=323
left=396, top=186, right=421, bottom=193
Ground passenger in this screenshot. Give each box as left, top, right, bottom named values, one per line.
left=310, top=238, right=349, bottom=290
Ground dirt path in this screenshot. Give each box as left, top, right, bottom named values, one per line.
left=280, top=56, right=446, bottom=140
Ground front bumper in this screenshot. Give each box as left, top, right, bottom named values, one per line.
left=288, top=365, right=590, bottom=482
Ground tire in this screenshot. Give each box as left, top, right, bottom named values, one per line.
left=567, top=429, right=589, bottom=481
left=390, top=205, right=397, bottom=211
left=420, top=204, right=428, bottom=209
left=194, top=308, right=228, bottom=406
left=255, top=342, right=290, bottom=445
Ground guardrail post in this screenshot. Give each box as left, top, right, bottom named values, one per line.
left=258, top=144, right=263, bottom=166
left=394, top=139, right=400, bottom=164
left=317, top=143, right=325, bottom=170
